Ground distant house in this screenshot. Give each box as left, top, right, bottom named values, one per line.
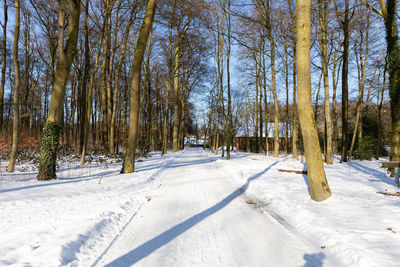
left=235, top=123, right=292, bottom=152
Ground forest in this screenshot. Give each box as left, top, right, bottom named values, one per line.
left=0, top=0, right=399, bottom=202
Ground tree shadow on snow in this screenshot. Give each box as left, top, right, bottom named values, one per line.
left=98, top=162, right=278, bottom=267
left=0, top=170, right=118, bottom=194
left=347, top=161, right=395, bottom=186
left=303, top=252, right=326, bottom=267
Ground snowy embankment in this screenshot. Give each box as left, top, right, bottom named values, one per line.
left=221, top=152, right=400, bottom=267
left=0, top=152, right=173, bottom=266
left=0, top=148, right=399, bottom=266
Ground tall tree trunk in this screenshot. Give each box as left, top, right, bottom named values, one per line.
left=0, top=0, right=6, bottom=130
left=331, top=52, right=341, bottom=154
left=163, top=24, right=174, bottom=156
left=263, top=43, right=269, bottom=159
left=288, top=0, right=298, bottom=159
left=292, top=55, right=298, bottom=159
left=79, top=0, right=89, bottom=155
left=37, top=0, right=80, bottom=180
left=121, top=0, right=156, bottom=173
left=255, top=58, right=259, bottom=153
left=110, top=8, right=135, bottom=157
left=162, top=86, right=169, bottom=156
left=361, top=0, right=400, bottom=168
left=7, top=0, right=21, bottom=173
left=384, top=0, right=400, bottom=169
left=179, top=87, right=185, bottom=150
left=172, top=37, right=180, bottom=152
left=318, top=0, right=333, bottom=164
left=144, top=29, right=153, bottom=151
left=22, top=14, right=30, bottom=133
left=100, top=19, right=110, bottom=150
left=336, top=0, right=351, bottom=162
left=226, top=0, right=232, bottom=160
left=284, top=41, right=289, bottom=155
left=81, top=1, right=110, bottom=166
left=205, top=96, right=213, bottom=150
left=107, top=0, right=121, bottom=155
left=264, top=0, right=280, bottom=157
left=296, top=0, right=331, bottom=201
left=349, top=9, right=370, bottom=160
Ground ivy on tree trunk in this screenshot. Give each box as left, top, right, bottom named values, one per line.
left=37, top=121, right=60, bottom=180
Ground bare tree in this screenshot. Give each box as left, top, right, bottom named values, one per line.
left=37, top=0, right=81, bottom=180
left=7, top=0, right=21, bottom=173
left=122, top=0, right=157, bottom=173
left=360, top=0, right=400, bottom=171
left=296, top=0, right=331, bottom=201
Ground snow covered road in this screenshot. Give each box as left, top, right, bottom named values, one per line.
left=95, top=149, right=333, bottom=266
left=2, top=148, right=399, bottom=266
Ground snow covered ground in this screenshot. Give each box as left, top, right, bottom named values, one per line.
left=0, top=148, right=399, bottom=266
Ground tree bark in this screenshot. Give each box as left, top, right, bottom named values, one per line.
left=7, top=0, right=21, bottom=173
left=79, top=0, right=89, bottom=155
left=360, top=0, right=400, bottom=172
left=37, top=0, right=80, bottom=180
left=226, top=0, right=232, bottom=160
left=121, top=0, right=156, bottom=173
left=318, top=0, right=333, bottom=164
left=172, top=34, right=181, bottom=152
left=384, top=0, right=400, bottom=169
left=296, top=0, right=331, bottom=201
left=288, top=0, right=298, bottom=159
left=0, top=0, right=7, bottom=130
left=264, top=0, right=280, bottom=158
left=336, top=0, right=351, bottom=162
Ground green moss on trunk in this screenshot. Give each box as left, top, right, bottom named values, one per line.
left=37, top=121, right=60, bottom=180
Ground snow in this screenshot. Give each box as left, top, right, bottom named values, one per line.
left=0, top=148, right=399, bottom=266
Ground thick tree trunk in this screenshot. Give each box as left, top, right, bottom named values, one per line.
left=37, top=0, right=80, bottom=180
left=384, top=0, right=400, bottom=169
left=121, top=0, right=156, bottom=173
left=7, top=0, right=21, bottom=173
left=296, top=0, right=331, bottom=201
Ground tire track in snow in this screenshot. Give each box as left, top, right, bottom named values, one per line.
left=214, top=156, right=344, bottom=267
left=88, top=155, right=175, bottom=267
